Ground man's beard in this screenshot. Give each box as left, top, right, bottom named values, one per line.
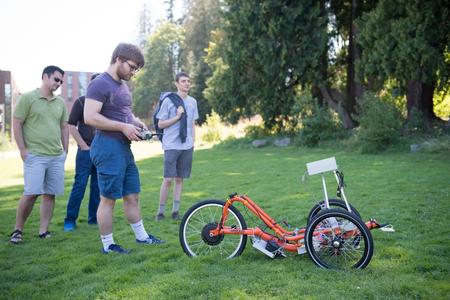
left=118, top=68, right=131, bottom=81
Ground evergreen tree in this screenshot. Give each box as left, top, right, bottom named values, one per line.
left=206, top=1, right=328, bottom=129
left=132, top=22, right=184, bottom=120
left=357, top=0, right=449, bottom=123
left=137, top=3, right=153, bottom=48
left=181, top=0, right=222, bottom=124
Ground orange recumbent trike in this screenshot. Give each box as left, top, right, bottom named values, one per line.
left=179, top=157, right=394, bottom=269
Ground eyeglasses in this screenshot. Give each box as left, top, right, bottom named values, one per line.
left=53, top=77, right=64, bottom=84
left=125, top=61, right=140, bottom=73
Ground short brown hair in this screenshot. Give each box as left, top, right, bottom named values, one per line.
left=175, top=71, right=189, bottom=82
left=110, top=43, right=145, bottom=68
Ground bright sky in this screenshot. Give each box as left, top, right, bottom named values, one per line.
left=0, top=0, right=180, bottom=92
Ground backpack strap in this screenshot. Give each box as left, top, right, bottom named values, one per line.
left=166, top=93, right=186, bottom=110
left=153, top=92, right=186, bottom=142
left=167, top=93, right=187, bottom=143
left=159, top=92, right=187, bottom=143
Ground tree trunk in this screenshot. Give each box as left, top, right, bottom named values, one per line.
left=421, top=81, right=436, bottom=121
left=312, top=0, right=328, bottom=108
left=319, top=86, right=355, bottom=129
left=406, top=80, right=438, bottom=123
left=346, top=0, right=364, bottom=119
left=312, top=46, right=327, bottom=106
left=312, top=86, right=324, bottom=107
left=346, top=0, right=356, bottom=117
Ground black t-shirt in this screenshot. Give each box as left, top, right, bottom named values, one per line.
left=68, top=96, right=96, bottom=146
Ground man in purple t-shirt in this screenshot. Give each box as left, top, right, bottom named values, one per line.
left=84, top=43, right=164, bottom=254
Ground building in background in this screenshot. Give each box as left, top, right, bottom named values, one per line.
left=0, top=70, right=20, bottom=142
left=0, top=69, right=100, bottom=143
left=60, top=71, right=98, bottom=112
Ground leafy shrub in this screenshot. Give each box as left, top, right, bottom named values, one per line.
left=403, top=107, right=427, bottom=134
left=243, top=124, right=272, bottom=139
left=354, top=92, right=402, bottom=153
left=434, top=90, right=450, bottom=121
left=292, top=93, right=342, bottom=147
left=202, top=110, right=222, bottom=143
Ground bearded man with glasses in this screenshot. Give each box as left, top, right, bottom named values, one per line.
left=84, top=43, right=164, bottom=254
left=10, top=65, right=69, bottom=244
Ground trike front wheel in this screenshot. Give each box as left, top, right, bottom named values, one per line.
left=179, top=199, right=247, bottom=259
left=305, top=208, right=374, bottom=269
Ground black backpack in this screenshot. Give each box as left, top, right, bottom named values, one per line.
left=152, top=92, right=185, bottom=142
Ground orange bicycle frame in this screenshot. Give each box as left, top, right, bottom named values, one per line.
left=209, top=194, right=381, bottom=253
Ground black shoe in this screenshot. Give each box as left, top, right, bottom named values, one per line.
left=10, top=229, right=23, bottom=244
left=136, top=234, right=166, bottom=245
left=38, top=231, right=51, bottom=239
left=171, top=211, right=180, bottom=220
left=155, top=213, right=165, bottom=221
left=102, top=244, right=131, bottom=254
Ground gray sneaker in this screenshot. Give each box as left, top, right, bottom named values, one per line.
left=155, top=213, right=165, bottom=221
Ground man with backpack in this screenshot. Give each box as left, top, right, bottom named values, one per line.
left=155, top=72, right=199, bottom=221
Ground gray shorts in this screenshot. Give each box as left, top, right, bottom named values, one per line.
left=164, top=148, right=193, bottom=178
left=23, top=152, right=66, bottom=196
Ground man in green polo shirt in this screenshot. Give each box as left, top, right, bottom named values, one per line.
left=10, top=65, right=69, bottom=244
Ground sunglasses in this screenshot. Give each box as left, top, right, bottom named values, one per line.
left=53, top=77, right=64, bottom=84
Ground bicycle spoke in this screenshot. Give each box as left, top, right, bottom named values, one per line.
left=180, top=201, right=247, bottom=259
left=307, top=211, right=372, bottom=269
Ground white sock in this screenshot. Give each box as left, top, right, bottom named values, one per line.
left=131, top=220, right=149, bottom=241
left=101, top=233, right=114, bottom=251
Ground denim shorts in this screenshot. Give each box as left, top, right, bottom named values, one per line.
left=90, top=133, right=140, bottom=200
left=23, top=152, right=66, bottom=196
left=164, top=148, right=193, bottom=178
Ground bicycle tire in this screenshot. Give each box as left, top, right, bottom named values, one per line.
left=307, top=199, right=362, bottom=223
left=179, top=199, right=247, bottom=259
left=304, top=208, right=374, bottom=269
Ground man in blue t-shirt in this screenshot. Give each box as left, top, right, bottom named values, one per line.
left=84, top=43, right=164, bottom=254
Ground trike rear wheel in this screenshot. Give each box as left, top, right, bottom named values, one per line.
left=307, top=199, right=362, bottom=223
left=179, top=199, right=247, bottom=259
left=305, top=208, right=373, bottom=269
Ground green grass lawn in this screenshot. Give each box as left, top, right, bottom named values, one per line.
left=0, top=145, right=449, bottom=299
